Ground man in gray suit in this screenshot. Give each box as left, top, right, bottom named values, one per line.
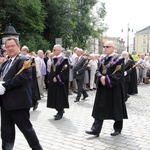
left=73, top=48, right=88, bottom=102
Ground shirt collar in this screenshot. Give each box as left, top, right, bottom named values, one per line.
left=53, top=53, right=62, bottom=58
left=9, top=56, right=16, bottom=62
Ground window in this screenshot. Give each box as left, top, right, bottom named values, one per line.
left=142, top=47, right=147, bottom=53
left=142, top=38, right=147, bottom=44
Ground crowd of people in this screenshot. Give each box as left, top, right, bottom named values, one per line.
left=2, top=41, right=150, bottom=100
left=0, top=37, right=150, bottom=149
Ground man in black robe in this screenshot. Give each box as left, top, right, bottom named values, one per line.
left=47, top=44, right=69, bottom=120
left=85, top=41, right=128, bottom=137
left=121, top=51, right=134, bottom=102
left=128, top=54, right=138, bottom=95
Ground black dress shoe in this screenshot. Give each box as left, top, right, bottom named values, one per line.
left=54, top=110, right=65, bottom=117
left=110, top=131, right=121, bottom=136
left=85, top=130, right=99, bottom=137
left=81, top=95, right=88, bottom=100
left=33, top=102, right=39, bottom=111
left=54, top=115, right=62, bottom=120
left=74, top=100, right=79, bottom=102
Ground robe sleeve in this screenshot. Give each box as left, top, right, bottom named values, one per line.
left=95, top=71, right=102, bottom=85
left=56, top=58, right=69, bottom=85
left=126, top=60, right=134, bottom=75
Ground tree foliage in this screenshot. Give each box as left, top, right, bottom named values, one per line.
left=0, top=0, right=49, bottom=51
left=0, top=0, right=107, bottom=51
left=42, top=0, right=107, bottom=49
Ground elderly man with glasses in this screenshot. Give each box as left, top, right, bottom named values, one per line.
left=47, top=44, right=69, bottom=120
left=85, top=40, right=128, bottom=137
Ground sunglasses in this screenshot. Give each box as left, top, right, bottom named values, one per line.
left=103, top=46, right=113, bottom=48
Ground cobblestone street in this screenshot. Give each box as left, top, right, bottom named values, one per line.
left=1, top=84, right=150, bottom=150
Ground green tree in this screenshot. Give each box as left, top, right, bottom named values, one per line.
left=0, top=0, right=107, bottom=51
left=0, top=0, right=49, bottom=51
left=42, top=0, right=106, bottom=50
left=41, top=0, right=77, bottom=49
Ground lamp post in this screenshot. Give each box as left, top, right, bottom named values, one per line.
left=127, top=23, right=130, bottom=52
left=122, top=23, right=133, bottom=52
left=1, top=23, right=20, bottom=45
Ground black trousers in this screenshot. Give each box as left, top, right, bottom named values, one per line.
left=56, top=109, right=64, bottom=116
left=76, top=79, right=88, bottom=100
left=91, top=119, right=123, bottom=133
left=1, top=107, right=42, bottom=150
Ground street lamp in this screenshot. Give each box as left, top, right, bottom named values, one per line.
left=1, top=23, right=20, bottom=45
left=121, top=23, right=133, bottom=52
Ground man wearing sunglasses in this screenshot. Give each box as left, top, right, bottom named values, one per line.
left=85, top=40, right=128, bottom=137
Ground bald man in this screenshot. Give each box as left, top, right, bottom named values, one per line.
left=85, top=41, right=128, bottom=137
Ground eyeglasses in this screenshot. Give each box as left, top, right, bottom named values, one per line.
left=103, top=46, right=113, bottom=48
left=6, top=44, right=17, bottom=49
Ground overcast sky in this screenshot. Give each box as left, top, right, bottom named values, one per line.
left=101, top=0, right=149, bottom=40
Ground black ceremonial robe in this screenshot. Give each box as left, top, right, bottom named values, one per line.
left=31, top=57, right=41, bottom=105
left=123, top=59, right=134, bottom=101
left=92, top=54, right=128, bottom=121
left=47, top=56, right=69, bottom=109
left=128, top=64, right=138, bottom=95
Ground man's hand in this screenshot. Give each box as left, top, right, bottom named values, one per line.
left=100, top=76, right=106, bottom=86
left=53, top=77, right=57, bottom=82
left=0, top=82, right=6, bottom=95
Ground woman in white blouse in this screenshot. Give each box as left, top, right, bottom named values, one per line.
left=88, top=54, right=98, bottom=90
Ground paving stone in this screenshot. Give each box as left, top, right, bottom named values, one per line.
left=0, top=84, right=150, bottom=149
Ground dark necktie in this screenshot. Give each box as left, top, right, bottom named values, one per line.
left=75, top=57, right=79, bottom=64
left=3, top=59, right=12, bottom=76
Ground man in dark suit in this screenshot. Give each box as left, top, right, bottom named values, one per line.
left=0, top=37, right=43, bottom=150
left=73, top=48, right=88, bottom=102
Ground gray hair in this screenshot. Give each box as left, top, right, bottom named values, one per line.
left=37, top=50, right=44, bottom=54
left=54, top=44, right=62, bottom=52
left=73, top=47, right=78, bottom=51
left=76, top=48, right=83, bottom=54
left=65, top=50, right=72, bottom=57
left=122, top=51, right=129, bottom=55
left=21, top=45, right=29, bottom=52
left=5, top=36, right=19, bottom=45
left=45, top=50, right=51, bottom=56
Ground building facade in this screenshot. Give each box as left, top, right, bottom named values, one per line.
left=135, top=25, right=150, bottom=54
